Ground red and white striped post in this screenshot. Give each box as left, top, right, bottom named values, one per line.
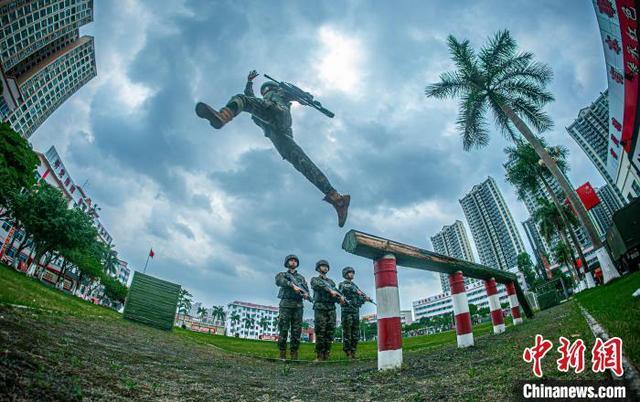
left=449, top=271, right=474, bottom=347
left=484, top=278, right=505, bottom=334
left=505, top=281, right=523, bottom=325
left=374, top=254, right=402, bottom=370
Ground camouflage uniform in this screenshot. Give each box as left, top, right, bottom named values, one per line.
left=223, top=81, right=335, bottom=195
left=339, top=280, right=366, bottom=355
left=275, top=270, right=308, bottom=353
left=311, top=276, right=340, bottom=358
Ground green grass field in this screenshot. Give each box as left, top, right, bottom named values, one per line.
left=575, top=271, right=640, bottom=367
left=0, top=263, right=494, bottom=361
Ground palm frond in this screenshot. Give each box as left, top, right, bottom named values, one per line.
left=447, top=35, right=479, bottom=78
left=479, top=30, right=517, bottom=84
left=498, top=79, right=554, bottom=105
left=457, top=91, right=489, bottom=151
left=488, top=94, right=521, bottom=142
left=425, top=71, right=472, bottom=99
left=508, top=96, right=554, bottom=133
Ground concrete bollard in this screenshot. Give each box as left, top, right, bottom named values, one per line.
left=374, top=254, right=402, bottom=370
left=484, top=278, right=505, bottom=334
left=505, top=281, right=523, bottom=325
left=449, top=271, right=474, bottom=347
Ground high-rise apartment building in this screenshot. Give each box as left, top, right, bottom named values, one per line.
left=566, top=91, right=635, bottom=204
left=459, top=177, right=525, bottom=271
left=590, top=184, right=624, bottom=237
left=430, top=220, right=477, bottom=293
left=0, top=0, right=95, bottom=138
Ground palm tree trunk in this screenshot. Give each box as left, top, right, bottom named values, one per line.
left=500, top=103, right=619, bottom=282
left=539, top=176, right=587, bottom=278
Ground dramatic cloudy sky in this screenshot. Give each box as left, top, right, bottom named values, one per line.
left=31, top=0, right=607, bottom=315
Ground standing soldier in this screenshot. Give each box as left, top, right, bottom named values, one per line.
left=195, top=70, right=350, bottom=227
left=275, top=254, right=310, bottom=360
left=310, top=260, right=345, bottom=361
left=339, top=267, right=372, bottom=359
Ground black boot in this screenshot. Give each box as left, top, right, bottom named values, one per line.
left=195, top=102, right=235, bottom=129
left=323, top=190, right=350, bottom=228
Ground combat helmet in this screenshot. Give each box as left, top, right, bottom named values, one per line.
left=284, top=254, right=299, bottom=268
left=342, top=266, right=355, bottom=279
left=315, top=259, right=330, bottom=272
left=260, top=81, right=278, bottom=95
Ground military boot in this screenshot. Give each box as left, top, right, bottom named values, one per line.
left=195, top=102, right=235, bottom=129
left=323, top=190, right=350, bottom=228
left=290, top=350, right=298, bottom=360
left=350, top=351, right=357, bottom=360
left=279, top=350, right=286, bottom=361
left=314, top=352, right=322, bottom=362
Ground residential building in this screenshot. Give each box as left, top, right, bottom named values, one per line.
left=459, top=177, right=525, bottom=271
left=225, top=301, right=279, bottom=340
left=115, top=259, right=130, bottom=285
left=412, top=268, right=527, bottom=321
left=522, top=218, right=551, bottom=278
left=0, top=0, right=96, bottom=138
left=590, top=184, right=624, bottom=236
left=430, top=220, right=478, bottom=293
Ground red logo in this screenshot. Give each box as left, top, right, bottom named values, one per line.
left=612, top=117, right=622, bottom=131
left=557, top=337, right=586, bottom=373
left=592, top=337, right=624, bottom=377
left=523, top=334, right=554, bottom=377
left=610, top=66, right=624, bottom=84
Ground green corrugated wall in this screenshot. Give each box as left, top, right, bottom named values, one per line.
left=123, top=272, right=181, bottom=331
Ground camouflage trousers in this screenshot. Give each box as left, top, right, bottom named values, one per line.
left=314, top=308, right=336, bottom=354
left=227, top=94, right=334, bottom=195
left=341, top=310, right=360, bottom=353
left=277, top=306, right=303, bottom=352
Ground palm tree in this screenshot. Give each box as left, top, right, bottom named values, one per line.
left=425, top=30, right=617, bottom=282
left=533, top=198, right=580, bottom=281
left=243, top=317, right=255, bottom=330
left=211, top=305, right=225, bottom=324
left=272, top=316, right=279, bottom=329
left=258, top=316, right=270, bottom=333
left=231, top=313, right=241, bottom=326
left=504, top=141, right=588, bottom=273
left=553, top=242, right=575, bottom=287
left=197, top=306, right=208, bottom=322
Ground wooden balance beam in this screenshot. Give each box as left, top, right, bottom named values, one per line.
left=342, top=229, right=533, bottom=318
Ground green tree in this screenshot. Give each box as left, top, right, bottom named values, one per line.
left=505, top=141, right=588, bottom=272
left=177, top=289, right=193, bottom=317
left=197, top=306, right=207, bottom=321
left=0, top=123, right=39, bottom=212
left=231, top=312, right=241, bottom=326
left=258, top=316, right=270, bottom=332
left=533, top=198, right=580, bottom=281
left=243, top=317, right=255, bottom=330
left=425, top=29, right=612, bottom=280
left=55, top=207, right=100, bottom=288
left=517, top=252, right=543, bottom=289
left=552, top=242, right=575, bottom=288
left=21, top=184, right=70, bottom=276
left=469, top=303, right=478, bottom=317
left=211, top=305, right=225, bottom=324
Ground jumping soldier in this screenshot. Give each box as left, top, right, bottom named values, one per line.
left=195, top=70, right=350, bottom=227
left=274, top=254, right=309, bottom=360
left=338, top=266, right=372, bottom=359
left=310, top=260, right=345, bottom=361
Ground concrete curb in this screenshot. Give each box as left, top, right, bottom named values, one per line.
left=578, top=305, right=640, bottom=398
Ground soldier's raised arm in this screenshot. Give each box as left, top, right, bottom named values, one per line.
left=245, top=70, right=259, bottom=97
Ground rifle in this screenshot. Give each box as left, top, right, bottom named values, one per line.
left=351, top=282, right=376, bottom=306
left=318, top=277, right=349, bottom=305
left=264, top=74, right=335, bottom=118
left=284, top=272, right=312, bottom=302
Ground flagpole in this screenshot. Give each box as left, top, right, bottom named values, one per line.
left=143, top=253, right=150, bottom=273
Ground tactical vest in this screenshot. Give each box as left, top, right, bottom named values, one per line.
left=278, top=272, right=303, bottom=302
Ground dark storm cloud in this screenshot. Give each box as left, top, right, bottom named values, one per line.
left=29, top=0, right=610, bottom=310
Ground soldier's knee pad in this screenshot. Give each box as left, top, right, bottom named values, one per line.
left=227, top=95, right=246, bottom=114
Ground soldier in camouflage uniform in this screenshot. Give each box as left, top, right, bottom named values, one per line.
left=338, top=266, right=372, bottom=359
left=310, top=260, right=345, bottom=361
left=195, top=70, right=350, bottom=227
left=274, top=254, right=309, bottom=360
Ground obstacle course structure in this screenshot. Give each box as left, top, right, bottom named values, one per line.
left=342, top=230, right=534, bottom=370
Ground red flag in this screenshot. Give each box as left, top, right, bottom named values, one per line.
left=563, top=182, right=601, bottom=212
left=149, top=249, right=155, bottom=258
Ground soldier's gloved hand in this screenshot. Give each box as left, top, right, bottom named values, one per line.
left=247, top=70, right=259, bottom=81
left=339, top=296, right=346, bottom=305
left=330, top=290, right=339, bottom=298
left=291, top=284, right=303, bottom=294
